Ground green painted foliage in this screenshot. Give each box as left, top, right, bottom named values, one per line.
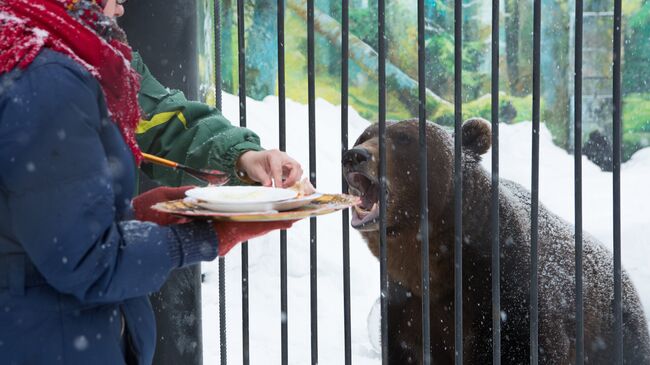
left=209, top=0, right=650, bottom=159
left=623, top=2, right=650, bottom=94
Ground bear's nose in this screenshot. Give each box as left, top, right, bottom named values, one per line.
left=342, top=148, right=371, bottom=167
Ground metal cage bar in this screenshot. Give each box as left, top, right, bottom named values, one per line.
left=280, top=228, right=288, bottom=365
left=215, top=0, right=223, bottom=112
left=612, top=0, right=623, bottom=360
left=574, top=0, right=585, bottom=361
left=490, top=0, right=501, bottom=361
left=378, top=0, right=389, bottom=361
left=277, top=0, right=289, bottom=362
left=219, top=257, right=227, bottom=365
left=417, top=0, right=431, bottom=363
left=453, top=0, right=463, bottom=362
left=307, top=0, right=318, bottom=363
left=341, top=0, right=353, bottom=363
left=530, top=0, right=542, bottom=361
left=235, top=0, right=251, bottom=362
left=214, top=1, right=228, bottom=365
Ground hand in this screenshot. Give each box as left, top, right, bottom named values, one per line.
left=133, top=186, right=193, bottom=226
left=214, top=220, right=296, bottom=256
left=236, top=150, right=303, bottom=188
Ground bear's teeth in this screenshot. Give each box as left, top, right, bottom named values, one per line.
left=354, top=204, right=367, bottom=216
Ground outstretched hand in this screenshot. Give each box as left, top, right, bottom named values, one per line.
left=133, top=185, right=299, bottom=256
left=214, top=220, right=296, bottom=256
left=132, top=186, right=193, bottom=226
left=236, top=150, right=302, bottom=188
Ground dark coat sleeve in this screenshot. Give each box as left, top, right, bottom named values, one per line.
left=0, top=59, right=217, bottom=304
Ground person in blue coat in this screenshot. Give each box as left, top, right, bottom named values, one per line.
left=0, top=0, right=293, bottom=364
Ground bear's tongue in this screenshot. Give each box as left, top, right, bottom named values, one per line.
left=352, top=202, right=379, bottom=228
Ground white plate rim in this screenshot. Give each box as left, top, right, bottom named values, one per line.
left=185, top=186, right=297, bottom=205
left=184, top=192, right=323, bottom=213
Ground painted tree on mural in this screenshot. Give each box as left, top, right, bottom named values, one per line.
left=216, top=0, right=649, bottom=159
left=246, top=0, right=279, bottom=99
left=624, top=0, right=650, bottom=95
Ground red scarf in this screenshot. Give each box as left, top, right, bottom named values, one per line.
left=0, top=0, right=143, bottom=163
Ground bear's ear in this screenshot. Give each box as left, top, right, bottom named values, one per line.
left=462, top=118, right=491, bottom=155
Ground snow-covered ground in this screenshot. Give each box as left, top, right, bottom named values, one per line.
left=202, top=93, right=650, bottom=364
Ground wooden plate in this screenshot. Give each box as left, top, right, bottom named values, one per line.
left=152, top=193, right=360, bottom=222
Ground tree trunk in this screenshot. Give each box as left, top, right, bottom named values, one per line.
left=287, top=0, right=452, bottom=117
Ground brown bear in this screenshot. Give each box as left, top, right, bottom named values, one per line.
left=342, top=119, right=650, bottom=364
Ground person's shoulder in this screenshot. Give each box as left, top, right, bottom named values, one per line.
left=28, top=49, right=99, bottom=89
left=130, top=51, right=146, bottom=74
left=1, top=49, right=101, bottom=102
left=0, top=49, right=99, bottom=100
left=31, top=49, right=88, bottom=73
left=0, top=49, right=104, bottom=129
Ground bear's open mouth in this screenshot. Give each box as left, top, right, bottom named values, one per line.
left=346, top=172, right=380, bottom=230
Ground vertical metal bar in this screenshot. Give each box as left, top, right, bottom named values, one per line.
left=453, top=0, right=463, bottom=362
left=341, top=0, right=352, bottom=363
left=236, top=0, right=250, bottom=362
left=531, top=0, right=541, bottom=360
left=490, top=0, right=501, bottom=360
left=278, top=0, right=286, bottom=154
left=307, top=0, right=318, bottom=363
left=309, top=221, right=318, bottom=365
left=277, top=0, right=288, bottom=363
left=219, top=258, right=227, bottom=365
left=280, top=229, right=288, bottom=365
left=417, top=0, right=431, bottom=363
left=574, top=0, right=584, bottom=361
left=280, top=230, right=288, bottom=365
left=215, top=0, right=223, bottom=111
left=241, top=247, right=250, bottom=365
left=612, top=0, right=623, bottom=360
left=236, top=0, right=246, bottom=132
left=214, top=1, right=227, bottom=364
left=378, top=0, right=388, bottom=361
left=236, top=0, right=246, bottom=128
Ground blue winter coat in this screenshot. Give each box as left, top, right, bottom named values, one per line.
left=0, top=50, right=218, bottom=364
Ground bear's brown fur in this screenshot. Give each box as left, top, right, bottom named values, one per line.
left=343, top=119, right=650, bottom=364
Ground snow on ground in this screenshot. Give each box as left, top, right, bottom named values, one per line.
left=202, top=93, right=650, bottom=364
